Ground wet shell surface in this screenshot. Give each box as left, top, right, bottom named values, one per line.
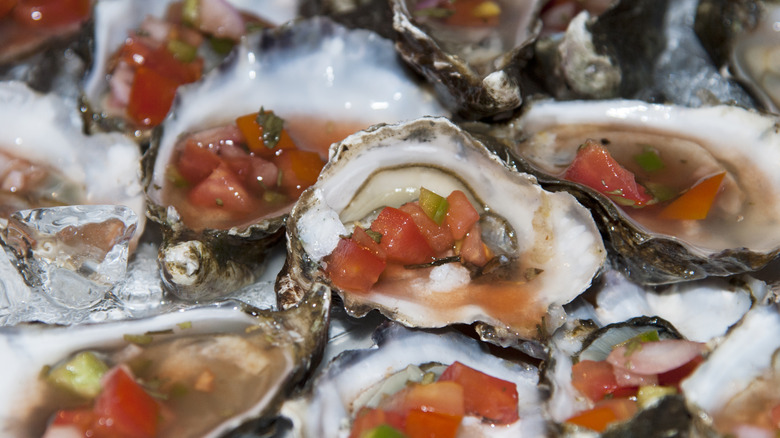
left=285, top=116, right=605, bottom=347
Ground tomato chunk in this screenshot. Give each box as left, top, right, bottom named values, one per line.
left=459, top=223, right=491, bottom=267
left=127, top=66, right=180, bottom=127
left=12, top=0, right=90, bottom=27
left=349, top=408, right=406, bottom=438
left=325, top=238, right=386, bottom=293
left=371, top=207, right=436, bottom=265
left=382, top=381, right=465, bottom=418
left=404, top=409, right=461, bottom=438
left=564, top=139, right=654, bottom=207
left=571, top=360, right=619, bottom=403
left=187, top=163, right=257, bottom=213
left=399, top=202, right=454, bottom=254
left=93, top=366, right=159, bottom=438
left=273, top=149, right=325, bottom=198
left=176, top=141, right=223, bottom=185
left=659, top=172, right=725, bottom=220
left=438, top=361, right=518, bottom=424
left=444, top=190, right=480, bottom=240
left=0, top=0, right=17, bottom=20
left=351, top=226, right=386, bottom=260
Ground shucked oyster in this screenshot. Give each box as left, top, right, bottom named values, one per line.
left=390, top=0, right=546, bottom=119
left=508, top=99, right=780, bottom=284
left=0, top=288, right=329, bottom=438
left=144, top=17, right=448, bottom=300
left=284, top=117, right=605, bottom=350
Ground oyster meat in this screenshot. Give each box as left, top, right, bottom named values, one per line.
left=509, top=98, right=780, bottom=284
left=285, top=117, right=605, bottom=348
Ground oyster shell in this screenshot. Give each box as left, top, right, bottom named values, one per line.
left=0, top=288, right=329, bottom=437
left=0, top=81, right=145, bottom=246
left=280, top=322, right=546, bottom=438
left=390, top=0, right=546, bottom=119
left=284, top=117, right=605, bottom=349
left=508, top=98, right=780, bottom=284
left=143, top=17, right=448, bottom=301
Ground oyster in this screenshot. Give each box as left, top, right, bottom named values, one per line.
left=508, top=98, right=780, bottom=284
left=284, top=117, right=605, bottom=350
left=695, top=0, right=780, bottom=113
left=0, top=288, right=329, bottom=437
left=390, top=0, right=546, bottom=119
left=0, top=81, right=145, bottom=245
left=280, top=322, right=546, bottom=438
left=143, top=17, right=448, bottom=301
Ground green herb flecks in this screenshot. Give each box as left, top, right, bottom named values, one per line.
left=645, top=182, right=678, bottom=202
left=167, top=39, right=198, bottom=63
left=215, top=198, right=224, bottom=207
left=124, top=333, right=154, bottom=345
left=182, top=0, right=200, bottom=27
left=365, top=229, right=383, bottom=244
left=256, top=107, right=285, bottom=150
left=177, top=321, right=192, bottom=330
left=634, top=145, right=665, bottom=172
left=209, top=37, right=235, bottom=55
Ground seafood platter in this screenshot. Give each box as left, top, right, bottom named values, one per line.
left=2, top=0, right=780, bottom=437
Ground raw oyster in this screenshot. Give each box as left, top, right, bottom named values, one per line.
left=280, top=322, right=546, bottom=438
left=284, top=117, right=605, bottom=350
left=0, top=81, right=145, bottom=245
left=0, top=288, right=329, bottom=437
left=390, top=0, right=546, bottom=119
left=507, top=98, right=780, bottom=284
left=695, top=0, right=780, bottom=113
left=143, top=17, right=448, bottom=301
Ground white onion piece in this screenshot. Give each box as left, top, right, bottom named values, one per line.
left=199, top=0, right=245, bottom=40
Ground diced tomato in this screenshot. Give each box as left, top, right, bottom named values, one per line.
left=187, top=163, right=257, bottom=213
left=325, top=238, right=386, bottom=293
left=445, top=190, right=480, bottom=240
left=657, top=354, right=704, bottom=388
left=659, top=172, right=726, bottom=220
left=127, top=66, right=180, bottom=127
left=176, top=141, right=223, bottom=185
left=404, top=409, right=461, bottom=438
left=381, top=381, right=465, bottom=418
left=565, top=398, right=637, bottom=433
left=399, top=202, right=454, bottom=254
left=120, top=40, right=202, bottom=85
left=12, top=0, right=90, bottom=27
left=438, top=361, right=518, bottom=424
left=563, top=139, right=654, bottom=207
left=186, top=124, right=244, bottom=150
left=49, top=408, right=97, bottom=432
left=0, top=0, right=17, bottom=20
left=222, top=150, right=279, bottom=196
left=273, top=149, right=325, bottom=198
left=235, top=112, right=297, bottom=159
left=771, top=403, right=780, bottom=429
left=349, top=408, right=406, bottom=438
left=370, top=207, right=436, bottom=265
left=459, top=223, right=491, bottom=267
left=351, top=226, right=386, bottom=260
left=93, top=366, right=159, bottom=438
left=571, top=360, right=619, bottom=403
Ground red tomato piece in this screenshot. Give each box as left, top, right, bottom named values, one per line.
left=438, top=361, right=518, bottom=424
left=370, top=207, right=436, bottom=265
left=351, top=226, right=386, bottom=260
left=93, top=366, right=159, bottom=438
left=49, top=408, right=97, bottom=431
left=349, top=408, right=406, bottom=438
left=176, top=140, right=223, bottom=185
left=458, top=223, right=491, bottom=267
left=325, top=238, right=386, bottom=293
left=404, top=409, right=461, bottom=438
left=399, top=202, right=454, bottom=254
left=445, top=190, right=480, bottom=240
left=0, top=0, right=18, bottom=20
left=657, top=354, right=704, bottom=389
left=571, top=360, right=619, bottom=403
left=771, top=403, right=780, bottom=429
left=12, top=0, right=90, bottom=27
left=381, top=381, right=465, bottom=418
left=127, top=66, right=180, bottom=127
left=563, top=139, right=654, bottom=207
left=187, top=163, right=257, bottom=213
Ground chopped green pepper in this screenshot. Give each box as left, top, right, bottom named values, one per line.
left=209, top=37, right=235, bottom=56
left=182, top=0, right=200, bottom=27
left=46, top=351, right=109, bottom=399
left=637, top=385, right=677, bottom=408
left=419, top=187, right=449, bottom=225
left=167, top=39, right=198, bottom=63
left=634, top=146, right=665, bottom=172
left=364, top=424, right=407, bottom=438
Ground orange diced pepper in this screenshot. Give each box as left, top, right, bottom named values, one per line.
left=659, top=172, right=726, bottom=220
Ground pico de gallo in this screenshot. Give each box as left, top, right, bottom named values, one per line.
left=563, top=139, right=727, bottom=221
left=39, top=329, right=290, bottom=438
left=324, top=187, right=494, bottom=293
left=413, top=0, right=502, bottom=27
left=349, top=361, right=519, bottom=438
left=105, top=0, right=270, bottom=127
left=565, top=330, right=706, bottom=433
left=164, top=109, right=326, bottom=230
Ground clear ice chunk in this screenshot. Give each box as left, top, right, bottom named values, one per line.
left=1, top=205, right=137, bottom=310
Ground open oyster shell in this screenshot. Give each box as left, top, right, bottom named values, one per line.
left=390, top=0, right=545, bottom=119
left=0, top=81, right=145, bottom=246
left=143, top=17, right=448, bottom=301
left=280, top=322, right=546, bottom=438
left=0, top=288, right=329, bottom=438
left=283, top=117, right=605, bottom=349
left=507, top=98, right=780, bottom=285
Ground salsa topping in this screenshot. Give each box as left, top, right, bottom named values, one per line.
left=413, top=0, right=502, bottom=27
